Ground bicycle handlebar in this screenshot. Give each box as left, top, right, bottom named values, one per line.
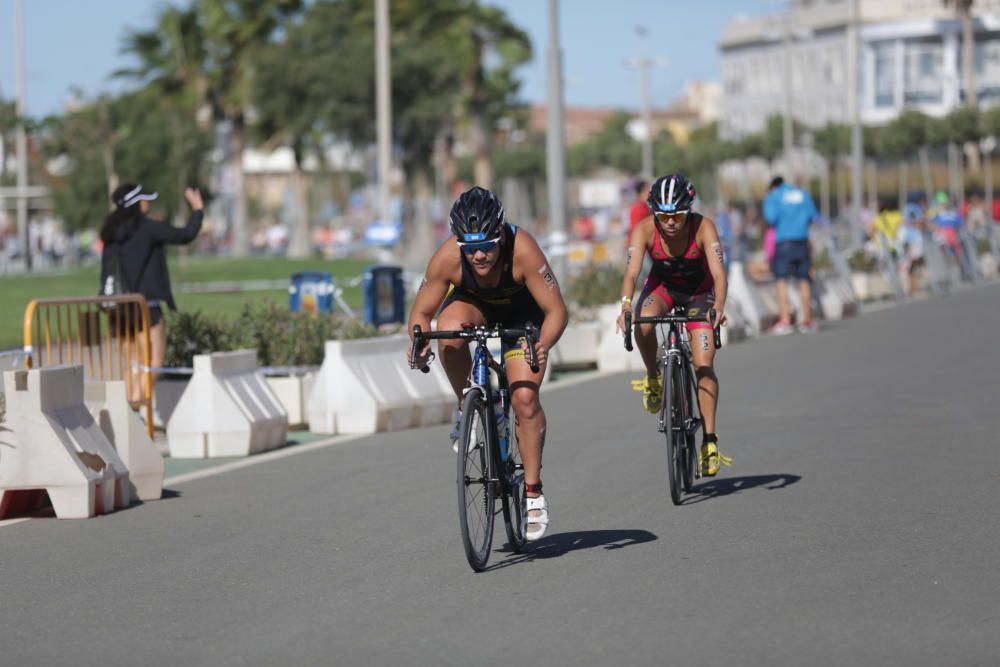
left=622, top=309, right=722, bottom=351
left=410, top=323, right=541, bottom=374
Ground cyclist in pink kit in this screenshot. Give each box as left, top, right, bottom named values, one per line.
left=616, top=174, right=731, bottom=476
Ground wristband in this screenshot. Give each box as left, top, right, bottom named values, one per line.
left=620, top=296, right=632, bottom=308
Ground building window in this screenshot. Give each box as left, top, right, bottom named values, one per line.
left=873, top=41, right=896, bottom=108
left=905, top=38, right=943, bottom=106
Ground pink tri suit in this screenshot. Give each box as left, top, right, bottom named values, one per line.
left=637, top=213, right=715, bottom=332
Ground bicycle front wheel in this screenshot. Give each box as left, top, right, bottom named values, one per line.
left=663, top=355, right=684, bottom=506
left=457, top=388, right=496, bottom=572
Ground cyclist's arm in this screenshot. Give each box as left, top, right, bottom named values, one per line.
left=515, top=231, right=568, bottom=351
left=407, top=241, right=456, bottom=340
left=619, top=217, right=649, bottom=309
left=698, top=217, right=728, bottom=318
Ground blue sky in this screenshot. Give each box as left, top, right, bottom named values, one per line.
left=0, top=0, right=769, bottom=117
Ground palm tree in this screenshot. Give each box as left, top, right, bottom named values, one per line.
left=945, top=0, right=978, bottom=106
left=121, top=1, right=303, bottom=256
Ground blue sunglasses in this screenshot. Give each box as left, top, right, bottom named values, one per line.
left=458, top=238, right=500, bottom=254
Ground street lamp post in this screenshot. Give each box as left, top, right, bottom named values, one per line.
left=545, top=0, right=567, bottom=283
left=375, top=0, right=392, bottom=228
left=15, top=0, right=31, bottom=271
left=847, top=0, right=864, bottom=248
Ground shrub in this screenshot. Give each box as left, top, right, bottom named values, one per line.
left=566, top=263, right=624, bottom=309
left=164, top=310, right=232, bottom=368
left=847, top=248, right=878, bottom=273
left=165, top=299, right=381, bottom=369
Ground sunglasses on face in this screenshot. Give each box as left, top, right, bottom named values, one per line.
left=654, top=210, right=689, bottom=223
left=458, top=238, right=500, bottom=254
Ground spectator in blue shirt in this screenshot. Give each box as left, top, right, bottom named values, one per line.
left=763, top=176, right=819, bottom=334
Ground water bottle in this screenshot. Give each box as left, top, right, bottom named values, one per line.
left=494, top=388, right=510, bottom=461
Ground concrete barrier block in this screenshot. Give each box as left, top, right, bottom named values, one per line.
left=308, top=335, right=454, bottom=435
left=727, top=262, right=779, bottom=337
left=85, top=380, right=164, bottom=501
left=551, top=320, right=601, bottom=370
left=596, top=304, right=656, bottom=373
left=152, top=377, right=189, bottom=429
left=266, top=373, right=317, bottom=427
left=0, top=366, right=129, bottom=519
left=167, top=350, right=288, bottom=458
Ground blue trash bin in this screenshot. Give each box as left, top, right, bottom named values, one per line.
left=363, top=265, right=405, bottom=327
left=289, top=271, right=334, bottom=315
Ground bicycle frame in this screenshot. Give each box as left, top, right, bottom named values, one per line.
left=410, top=323, right=540, bottom=474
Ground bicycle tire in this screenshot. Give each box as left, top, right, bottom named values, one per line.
left=663, top=355, right=684, bottom=505
left=457, top=388, right=495, bottom=572
left=680, top=358, right=697, bottom=492
left=500, top=423, right=527, bottom=553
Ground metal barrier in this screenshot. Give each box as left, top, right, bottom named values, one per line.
left=23, top=295, right=154, bottom=438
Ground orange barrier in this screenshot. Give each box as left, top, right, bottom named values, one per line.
left=23, top=295, right=154, bottom=438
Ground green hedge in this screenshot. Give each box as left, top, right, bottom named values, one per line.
left=164, top=300, right=378, bottom=368
left=566, top=264, right=624, bottom=309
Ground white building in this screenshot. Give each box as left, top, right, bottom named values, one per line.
left=719, top=0, right=1000, bottom=138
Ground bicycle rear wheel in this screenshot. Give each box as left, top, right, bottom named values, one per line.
left=501, top=423, right=527, bottom=553
left=663, top=355, right=684, bottom=505
left=457, top=388, right=495, bottom=572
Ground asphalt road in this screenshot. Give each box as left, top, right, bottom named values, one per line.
left=2, top=285, right=999, bottom=666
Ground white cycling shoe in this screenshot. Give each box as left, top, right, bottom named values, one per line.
left=525, top=494, right=549, bottom=541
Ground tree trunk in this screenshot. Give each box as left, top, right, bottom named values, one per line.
left=835, top=157, right=846, bottom=219
left=948, top=142, right=963, bottom=202
left=230, top=120, right=250, bottom=257
left=102, top=144, right=119, bottom=200
left=919, top=147, right=934, bottom=198
left=866, top=159, right=878, bottom=211
left=985, top=149, right=995, bottom=223
left=407, top=166, right=437, bottom=269
left=471, top=111, right=493, bottom=189
left=820, top=157, right=831, bottom=222
left=287, top=161, right=311, bottom=259
left=897, top=159, right=908, bottom=212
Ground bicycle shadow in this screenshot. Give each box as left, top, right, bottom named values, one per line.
left=489, top=529, right=658, bottom=570
left=682, top=473, right=801, bottom=505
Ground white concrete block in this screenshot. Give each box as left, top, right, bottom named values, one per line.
left=0, top=366, right=129, bottom=519
left=726, top=262, right=779, bottom=337
left=551, top=321, right=601, bottom=370
left=85, top=380, right=164, bottom=501
left=308, top=335, right=454, bottom=435
left=167, top=350, right=288, bottom=458
left=266, top=372, right=317, bottom=427
left=152, top=377, right=189, bottom=429
left=596, top=304, right=655, bottom=373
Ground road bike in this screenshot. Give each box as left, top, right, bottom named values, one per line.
left=624, top=307, right=720, bottom=505
left=410, top=323, right=540, bottom=572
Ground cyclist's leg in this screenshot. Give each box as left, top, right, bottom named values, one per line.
left=436, top=296, right=487, bottom=404
left=685, top=293, right=718, bottom=434
left=505, top=351, right=545, bottom=492
left=635, top=280, right=671, bottom=377
left=504, top=328, right=549, bottom=540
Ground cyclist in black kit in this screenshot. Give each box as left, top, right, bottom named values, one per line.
left=407, top=186, right=568, bottom=541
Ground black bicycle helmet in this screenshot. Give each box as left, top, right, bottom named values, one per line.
left=449, top=186, right=506, bottom=242
left=647, top=174, right=696, bottom=213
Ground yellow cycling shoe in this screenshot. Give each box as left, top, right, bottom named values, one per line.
left=630, top=375, right=663, bottom=414
left=700, top=440, right=733, bottom=477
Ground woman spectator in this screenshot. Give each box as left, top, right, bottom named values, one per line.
left=100, top=183, right=203, bottom=405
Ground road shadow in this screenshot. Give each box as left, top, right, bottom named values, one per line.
left=682, top=473, right=801, bottom=505
left=488, top=529, right=658, bottom=570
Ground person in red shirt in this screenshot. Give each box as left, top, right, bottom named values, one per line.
left=627, top=179, right=649, bottom=241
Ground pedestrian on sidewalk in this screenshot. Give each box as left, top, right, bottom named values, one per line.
left=763, top=176, right=819, bottom=334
